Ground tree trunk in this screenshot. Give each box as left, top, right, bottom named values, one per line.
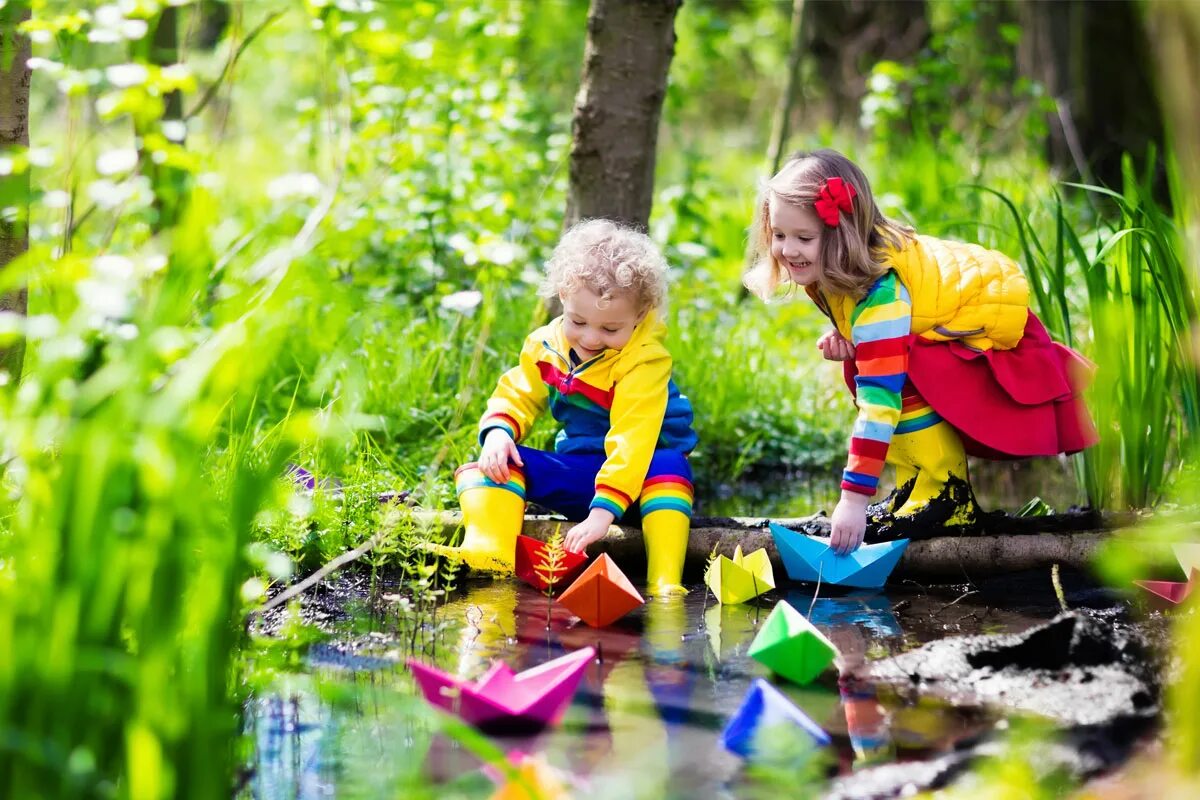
left=767, top=0, right=806, bottom=175
left=0, top=3, right=30, bottom=384
left=805, top=0, right=928, bottom=127
left=1017, top=0, right=1164, bottom=190
left=564, top=0, right=682, bottom=231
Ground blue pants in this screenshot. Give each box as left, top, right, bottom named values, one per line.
left=514, top=445, right=692, bottom=525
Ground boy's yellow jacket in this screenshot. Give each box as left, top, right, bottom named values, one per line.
left=818, top=235, right=1030, bottom=351
left=479, top=311, right=696, bottom=519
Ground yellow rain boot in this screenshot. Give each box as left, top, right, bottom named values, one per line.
left=640, top=474, right=693, bottom=596
left=883, top=419, right=978, bottom=537
left=431, top=463, right=525, bottom=573
left=866, top=460, right=916, bottom=526
left=642, top=508, right=690, bottom=597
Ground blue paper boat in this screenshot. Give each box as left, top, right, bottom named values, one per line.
left=769, top=523, right=909, bottom=589
left=721, top=677, right=831, bottom=757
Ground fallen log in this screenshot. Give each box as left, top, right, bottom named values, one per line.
left=409, top=511, right=1125, bottom=581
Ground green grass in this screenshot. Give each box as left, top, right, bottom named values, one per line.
left=978, top=153, right=1197, bottom=508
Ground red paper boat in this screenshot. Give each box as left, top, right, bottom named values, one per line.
left=407, top=646, right=595, bottom=734
left=1134, top=569, right=1197, bottom=607
left=514, top=534, right=589, bottom=592
left=556, top=553, right=644, bottom=628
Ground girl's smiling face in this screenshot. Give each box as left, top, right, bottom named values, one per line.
left=560, top=287, right=646, bottom=360
left=769, top=196, right=824, bottom=286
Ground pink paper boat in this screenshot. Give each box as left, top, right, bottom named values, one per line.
left=1134, top=569, right=1197, bottom=607
left=407, top=646, right=595, bottom=734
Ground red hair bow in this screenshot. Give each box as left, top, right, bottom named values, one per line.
left=813, top=177, right=856, bottom=227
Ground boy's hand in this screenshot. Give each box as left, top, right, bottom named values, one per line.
left=564, top=508, right=615, bottom=554
left=817, top=329, right=855, bottom=361
left=830, top=491, right=869, bottom=554
left=479, top=429, right=522, bottom=483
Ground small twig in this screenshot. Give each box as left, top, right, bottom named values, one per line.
left=930, top=590, right=979, bottom=618
left=1051, top=562, right=1069, bottom=612
left=250, top=514, right=396, bottom=618
left=808, top=561, right=823, bottom=619
left=186, top=10, right=288, bottom=120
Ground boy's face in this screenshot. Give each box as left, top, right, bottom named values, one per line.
left=769, top=196, right=824, bottom=287
left=560, top=287, right=647, bottom=360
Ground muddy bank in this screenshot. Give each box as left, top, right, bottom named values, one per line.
left=865, top=611, right=1159, bottom=725
left=827, top=611, right=1161, bottom=798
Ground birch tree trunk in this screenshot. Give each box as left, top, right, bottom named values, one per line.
left=0, top=3, right=30, bottom=383
left=564, top=0, right=682, bottom=231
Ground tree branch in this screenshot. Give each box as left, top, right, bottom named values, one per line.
left=186, top=9, right=287, bottom=121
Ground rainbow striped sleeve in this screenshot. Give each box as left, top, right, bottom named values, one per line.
left=842, top=272, right=912, bottom=496
left=590, top=483, right=634, bottom=518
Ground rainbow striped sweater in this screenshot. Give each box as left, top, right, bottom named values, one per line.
left=479, top=311, right=696, bottom=519
left=816, top=271, right=940, bottom=496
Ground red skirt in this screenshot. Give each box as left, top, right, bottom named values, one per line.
left=845, top=313, right=1099, bottom=459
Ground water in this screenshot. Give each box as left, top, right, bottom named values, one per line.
left=242, top=568, right=1115, bottom=798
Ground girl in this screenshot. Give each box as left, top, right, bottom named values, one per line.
left=436, top=219, right=697, bottom=596
left=746, top=149, right=1096, bottom=554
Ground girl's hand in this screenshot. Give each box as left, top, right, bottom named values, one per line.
left=478, top=429, right=522, bottom=483
left=830, top=491, right=869, bottom=554
left=817, top=329, right=855, bottom=361
left=564, top=508, right=615, bottom=554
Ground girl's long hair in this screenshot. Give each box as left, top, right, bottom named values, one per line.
left=744, top=149, right=913, bottom=300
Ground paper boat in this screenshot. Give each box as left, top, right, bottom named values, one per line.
left=514, top=535, right=589, bottom=592
left=1174, top=544, right=1200, bottom=577
left=705, top=545, right=776, bottom=604
left=556, top=554, right=644, bottom=627
left=770, top=523, right=909, bottom=588
left=722, top=677, right=831, bottom=757
left=406, top=646, right=595, bottom=734
left=748, top=601, right=837, bottom=685
left=1134, top=569, right=1196, bottom=607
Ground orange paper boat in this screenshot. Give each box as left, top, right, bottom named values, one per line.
left=514, top=535, right=589, bottom=592
left=556, top=553, right=644, bottom=627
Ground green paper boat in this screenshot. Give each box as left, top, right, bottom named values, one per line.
left=705, top=545, right=776, bottom=605
left=748, top=600, right=837, bottom=685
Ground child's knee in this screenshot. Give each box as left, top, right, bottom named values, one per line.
left=647, top=449, right=692, bottom=481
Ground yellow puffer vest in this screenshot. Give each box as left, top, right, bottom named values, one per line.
left=819, top=235, right=1030, bottom=352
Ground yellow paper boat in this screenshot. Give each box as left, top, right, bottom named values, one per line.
left=705, top=545, right=776, bottom=605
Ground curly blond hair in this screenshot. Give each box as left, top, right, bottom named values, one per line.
left=539, top=219, right=668, bottom=312
left=744, top=149, right=914, bottom=300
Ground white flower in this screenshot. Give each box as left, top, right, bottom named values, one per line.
left=162, top=120, right=187, bottom=142
left=440, top=290, right=483, bottom=315
left=482, top=240, right=516, bottom=265
left=25, top=314, right=59, bottom=339
left=266, top=172, right=322, bottom=200
left=96, top=148, right=139, bottom=176
left=120, top=20, right=148, bottom=40
left=27, top=148, right=55, bottom=167
left=93, top=254, right=135, bottom=281
left=27, top=57, right=64, bottom=74
left=106, top=63, right=148, bottom=88
left=161, top=64, right=191, bottom=83
left=77, top=279, right=130, bottom=318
